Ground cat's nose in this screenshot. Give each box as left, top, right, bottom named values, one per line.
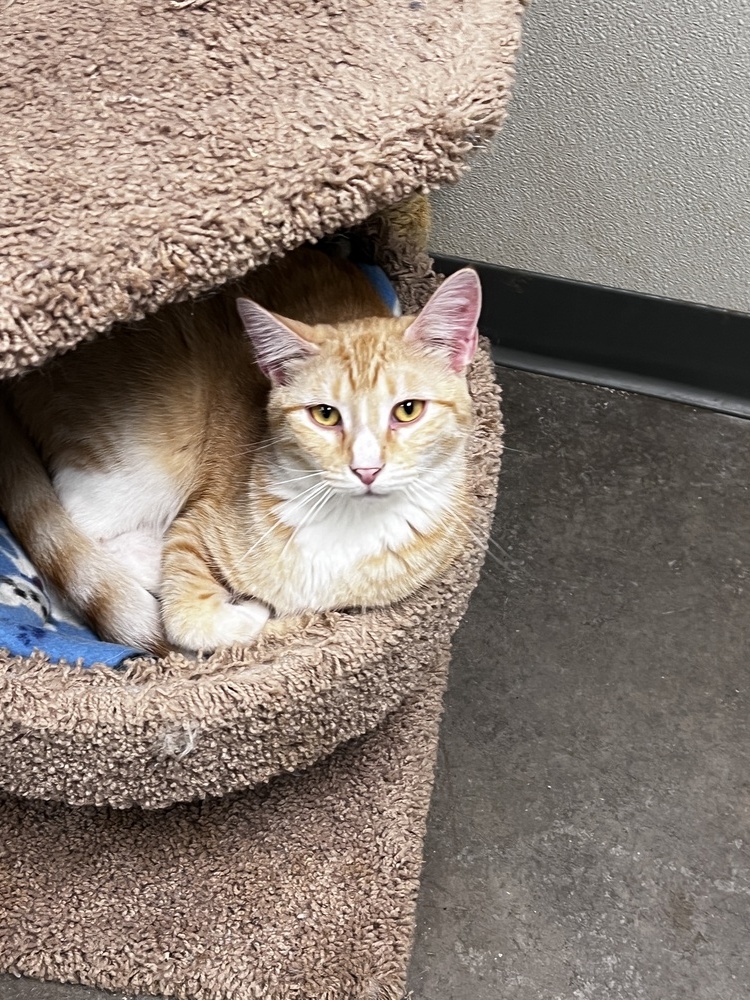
left=351, top=466, right=382, bottom=486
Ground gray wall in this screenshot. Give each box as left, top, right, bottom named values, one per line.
left=430, top=1, right=750, bottom=314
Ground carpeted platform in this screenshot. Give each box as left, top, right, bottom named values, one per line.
left=1, top=0, right=524, bottom=376
left=0, top=0, right=523, bottom=993
left=0, top=0, right=522, bottom=811
left=0, top=652, right=449, bottom=1000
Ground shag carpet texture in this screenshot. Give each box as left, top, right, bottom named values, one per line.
left=0, top=652, right=451, bottom=1000
left=1, top=0, right=524, bottom=375
left=0, top=334, right=501, bottom=808
left=0, top=0, right=518, bottom=989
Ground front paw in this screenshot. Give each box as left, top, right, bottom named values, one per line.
left=163, top=597, right=271, bottom=653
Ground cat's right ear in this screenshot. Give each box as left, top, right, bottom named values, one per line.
left=236, top=298, right=319, bottom=385
left=404, top=268, right=481, bottom=373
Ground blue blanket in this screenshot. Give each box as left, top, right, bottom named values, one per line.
left=0, top=517, right=142, bottom=668
left=0, top=263, right=400, bottom=668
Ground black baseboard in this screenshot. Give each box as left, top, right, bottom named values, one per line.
left=433, top=254, right=750, bottom=418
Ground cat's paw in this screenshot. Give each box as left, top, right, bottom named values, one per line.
left=212, top=599, right=271, bottom=646
left=164, top=597, right=271, bottom=653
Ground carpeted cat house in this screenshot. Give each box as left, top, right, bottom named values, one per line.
left=0, top=2, right=524, bottom=998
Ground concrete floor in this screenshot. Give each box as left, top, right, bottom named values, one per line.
left=408, top=368, right=750, bottom=999
left=3, top=368, right=750, bottom=999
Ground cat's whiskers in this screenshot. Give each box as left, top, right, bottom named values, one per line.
left=409, top=478, right=504, bottom=570
left=409, top=480, right=509, bottom=575
left=462, top=525, right=511, bottom=576
left=278, top=486, right=334, bottom=558
left=408, top=476, right=458, bottom=511
left=406, top=477, right=453, bottom=513
left=236, top=436, right=299, bottom=459
left=381, top=459, right=449, bottom=490
left=269, top=471, right=323, bottom=488
left=237, top=480, right=329, bottom=565
left=236, top=440, right=281, bottom=458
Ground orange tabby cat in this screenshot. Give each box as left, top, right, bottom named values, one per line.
left=0, top=248, right=481, bottom=655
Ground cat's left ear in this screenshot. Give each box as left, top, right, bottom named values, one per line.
left=237, top=298, right=319, bottom=385
left=404, top=268, right=481, bottom=373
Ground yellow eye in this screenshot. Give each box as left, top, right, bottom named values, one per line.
left=309, top=404, right=342, bottom=427
left=392, top=399, right=425, bottom=424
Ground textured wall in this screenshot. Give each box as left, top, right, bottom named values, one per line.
left=431, top=1, right=750, bottom=313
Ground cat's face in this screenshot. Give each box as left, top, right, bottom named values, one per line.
left=269, top=319, right=473, bottom=498
left=238, top=268, right=481, bottom=501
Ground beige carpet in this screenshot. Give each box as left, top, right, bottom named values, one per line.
left=1, top=0, right=525, bottom=377
left=0, top=0, right=519, bottom=993
left=0, top=652, right=451, bottom=1000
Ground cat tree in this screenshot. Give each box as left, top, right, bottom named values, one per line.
left=0, top=1, right=524, bottom=997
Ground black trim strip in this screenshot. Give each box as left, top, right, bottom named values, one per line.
left=434, top=254, right=750, bottom=417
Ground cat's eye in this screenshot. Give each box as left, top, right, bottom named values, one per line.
left=392, top=399, right=425, bottom=424
left=309, top=404, right=342, bottom=427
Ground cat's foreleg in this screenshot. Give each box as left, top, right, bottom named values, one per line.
left=160, top=514, right=270, bottom=653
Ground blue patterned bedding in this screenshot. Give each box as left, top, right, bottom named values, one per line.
left=0, top=517, right=142, bottom=667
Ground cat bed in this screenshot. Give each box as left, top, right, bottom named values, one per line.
left=0, top=333, right=501, bottom=808
left=0, top=0, right=523, bottom=810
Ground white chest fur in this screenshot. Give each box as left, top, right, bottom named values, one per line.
left=269, top=485, right=451, bottom=613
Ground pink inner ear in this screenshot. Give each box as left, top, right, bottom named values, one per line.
left=405, top=268, right=481, bottom=373
left=236, top=298, right=318, bottom=385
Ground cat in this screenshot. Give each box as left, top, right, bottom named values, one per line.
left=0, top=247, right=481, bottom=656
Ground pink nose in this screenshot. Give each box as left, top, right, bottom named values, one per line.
left=351, top=466, right=382, bottom=486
